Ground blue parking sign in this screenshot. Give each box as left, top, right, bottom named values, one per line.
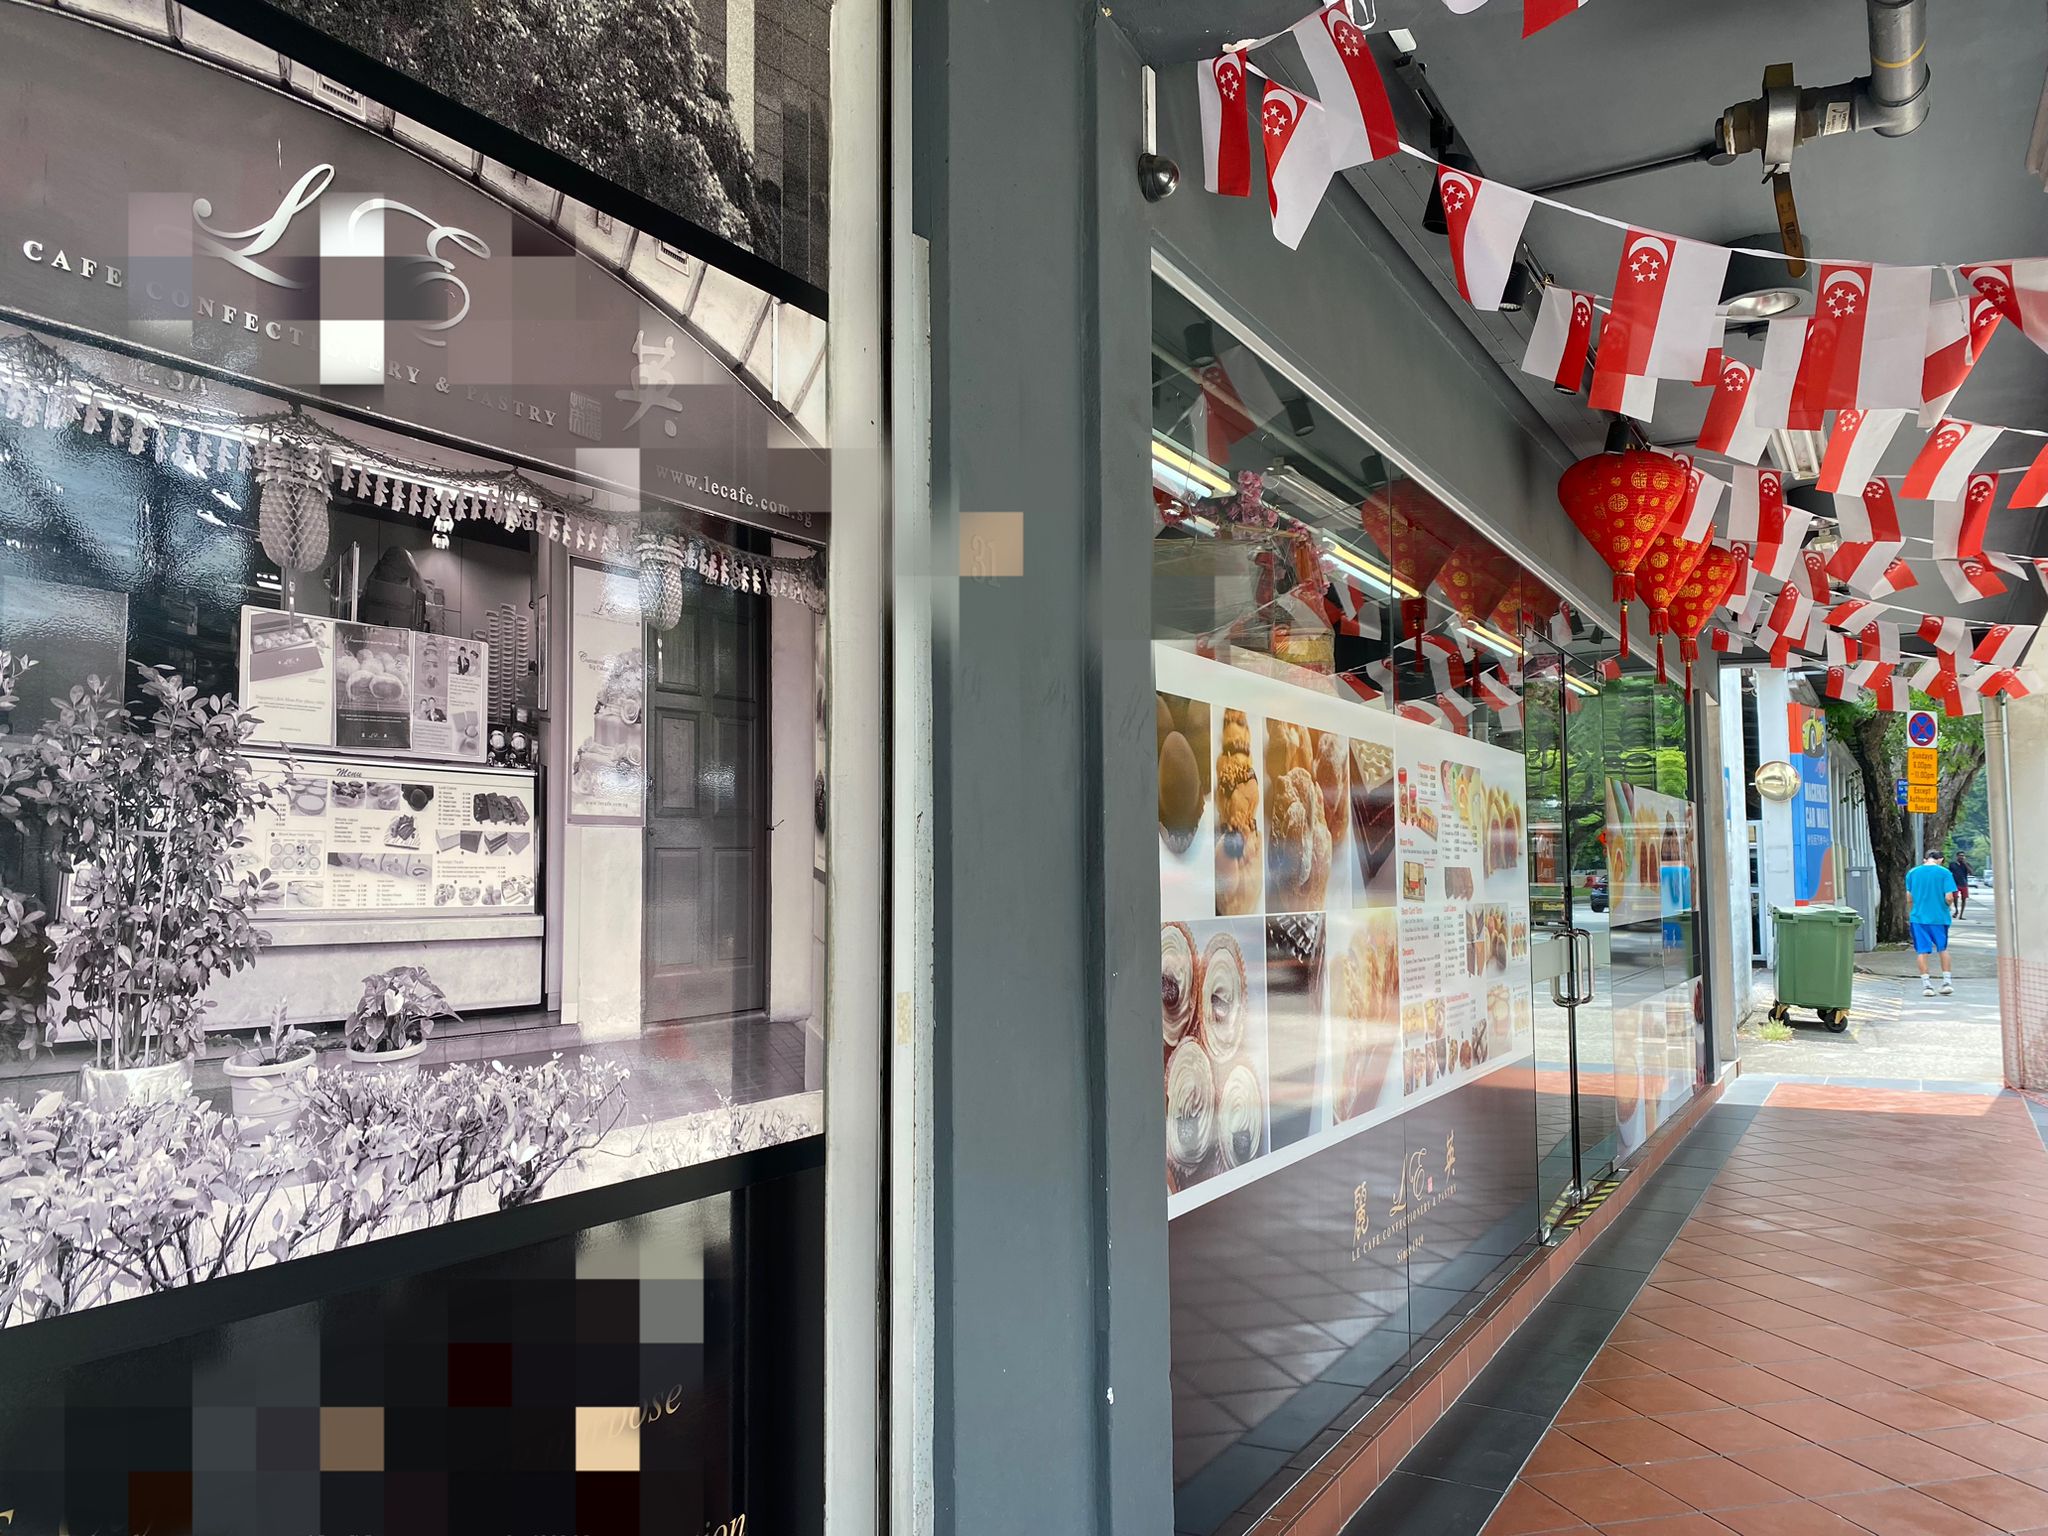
left=1896, top=779, right=1909, bottom=807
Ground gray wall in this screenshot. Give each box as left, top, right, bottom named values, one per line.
left=915, top=6, right=1171, bottom=1534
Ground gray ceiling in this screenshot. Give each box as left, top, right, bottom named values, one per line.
left=1117, top=0, right=2048, bottom=621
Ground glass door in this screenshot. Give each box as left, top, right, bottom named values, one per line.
left=1520, top=633, right=1619, bottom=1228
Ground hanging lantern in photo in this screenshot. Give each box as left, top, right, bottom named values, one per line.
left=1556, top=449, right=1689, bottom=659
left=1360, top=479, right=1463, bottom=642
left=636, top=533, right=687, bottom=630
left=256, top=438, right=331, bottom=607
left=1635, top=527, right=1715, bottom=684
left=1435, top=538, right=1516, bottom=625
left=431, top=511, right=454, bottom=551
left=1664, top=542, right=1745, bottom=700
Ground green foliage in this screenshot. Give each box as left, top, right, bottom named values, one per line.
left=1, top=662, right=272, bottom=1068
left=0, top=1056, right=628, bottom=1324
left=271, top=0, right=770, bottom=255
left=235, top=999, right=316, bottom=1069
left=344, top=965, right=461, bottom=1055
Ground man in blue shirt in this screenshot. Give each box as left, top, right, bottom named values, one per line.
left=1904, top=852, right=1959, bottom=997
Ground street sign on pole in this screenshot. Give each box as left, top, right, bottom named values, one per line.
left=1896, top=779, right=1909, bottom=807
left=1907, top=783, right=1939, bottom=814
left=1907, top=710, right=1939, bottom=748
left=1906, top=747, right=1938, bottom=787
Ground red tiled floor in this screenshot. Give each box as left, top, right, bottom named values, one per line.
left=1473, top=1090, right=2048, bottom=1536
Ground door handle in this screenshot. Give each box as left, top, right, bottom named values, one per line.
left=1542, top=920, right=1574, bottom=1009
left=1573, top=927, right=1596, bottom=1005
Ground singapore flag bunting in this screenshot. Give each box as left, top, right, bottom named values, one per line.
left=1937, top=558, right=2006, bottom=603
left=1901, top=419, right=2002, bottom=501
left=1831, top=478, right=1902, bottom=544
left=1522, top=286, right=1594, bottom=391
left=1438, top=168, right=1535, bottom=311
left=1523, top=0, right=1591, bottom=36
left=1960, top=259, right=2048, bottom=353
left=1696, top=355, right=1769, bottom=462
left=1261, top=84, right=1337, bottom=251
left=1862, top=621, right=1902, bottom=664
left=1602, top=228, right=1730, bottom=381
left=1815, top=408, right=1907, bottom=495
left=1744, top=315, right=1821, bottom=431
left=1198, top=51, right=1254, bottom=197
left=1918, top=615, right=1968, bottom=657
left=1790, top=264, right=1930, bottom=415
left=1931, top=472, right=1997, bottom=562
left=2009, top=443, right=2048, bottom=509
left=1974, top=623, right=2036, bottom=670
left=1801, top=549, right=1832, bottom=604
left=1292, top=3, right=1400, bottom=170
left=1830, top=540, right=1907, bottom=595
left=1921, top=291, right=2003, bottom=425
left=1682, top=469, right=1726, bottom=541
left=1588, top=364, right=1656, bottom=422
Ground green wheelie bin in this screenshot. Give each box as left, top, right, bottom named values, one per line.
left=1770, top=905, right=1860, bottom=1032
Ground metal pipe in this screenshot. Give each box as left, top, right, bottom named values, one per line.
left=1527, top=145, right=1725, bottom=198
left=1984, top=696, right=2021, bottom=1087
left=1863, top=0, right=1930, bottom=136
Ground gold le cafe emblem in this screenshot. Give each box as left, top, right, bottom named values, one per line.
left=1352, top=1133, right=1455, bottom=1261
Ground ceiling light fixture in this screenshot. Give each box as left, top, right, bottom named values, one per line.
left=1767, top=428, right=1827, bottom=482
left=1151, top=436, right=1232, bottom=495
left=1720, top=238, right=1812, bottom=321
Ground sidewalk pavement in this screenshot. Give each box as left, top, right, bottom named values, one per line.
left=1737, top=905, right=2003, bottom=1084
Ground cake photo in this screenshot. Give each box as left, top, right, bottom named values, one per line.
left=572, top=647, right=646, bottom=811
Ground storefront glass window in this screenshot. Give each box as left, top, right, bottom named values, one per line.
left=1152, top=272, right=1555, bottom=1532
left=0, top=0, right=829, bottom=1331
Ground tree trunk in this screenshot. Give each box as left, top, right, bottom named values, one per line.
left=1848, top=712, right=1916, bottom=944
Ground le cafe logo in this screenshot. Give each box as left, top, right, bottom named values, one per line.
left=20, top=163, right=488, bottom=348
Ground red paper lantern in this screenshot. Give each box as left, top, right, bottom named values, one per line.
left=1636, top=528, right=1714, bottom=684
left=1664, top=542, right=1744, bottom=698
left=1435, top=538, right=1517, bottom=625
left=1557, top=450, right=1690, bottom=658
left=1360, top=481, right=1460, bottom=597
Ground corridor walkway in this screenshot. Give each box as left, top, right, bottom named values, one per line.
left=1354, top=1079, right=2048, bottom=1536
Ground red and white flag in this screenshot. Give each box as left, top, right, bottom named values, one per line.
left=1760, top=508, right=1810, bottom=582
left=1975, top=667, right=2043, bottom=699
left=1815, top=407, right=1908, bottom=495
left=1198, top=51, right=1254, bottom=197
left=1523, top=286, right=1594, bottom=392
left=1829, top=540, right=1908, bottom=595
left=1681, top=467, right=1726, bottom=542
left=1823, top=664, right=1864, bottom=702
left=1937, top=558, right=2006, bottom=603
left=2009, top=442, right=2048, bottom=510
left=1414, top=632, right=1469, bottom=692
left=1326, top=568, right=1382, bottom=638
left=1437, top=168, right=1535, bottom=311
left=1918, top=614, right=1968, bottom=657
left=1523, top=0, right=1591, bottom=35
left=1974, top=622, right=2036, bottom=670
left=1900, top=419, right=2002, bottom=501
left=1921, top=290, right=2004, bottom=426
left=1832, top=477, right=1903, bottom=543
left=1588, top=364, right=1657, bottom=422
left=1746, top=315, right=1823, bottom=431
left=1695, top=354, right=1769, bottom=462
left=1340, top=667, right=1386, bottom=705
left=1800, top=548, right=1832, bottom=604
left=1189, top=345, right=1284, bottom=464
left=1862, top=621, right=1902, bottom=664
left=1868, top=552, right=1918, bottom=598
left=1790, top=264, right=1931, bottom=416
left=1292, top=3, right=1399, bottom=170
left=1725, top=465, right=1782, bottom=545
left=1960, top=259, right=2048, bottom=354
left=1261, top=84, right=1337, bottom=251
left=1766, top=585, right=1814, bottom=642
left=1871, top=666, right=1906, bottom=712
left=1602, top=228, right=1731, bottom=382
left=1710, top=627, right=1737, bottom=654
left=1932, top=471, right=1997, bottom=562
left=1828, top=596, right=1888, bottom=631
left=1476, top=668, right=1523, bottom=713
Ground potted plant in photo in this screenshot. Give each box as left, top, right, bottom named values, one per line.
left=6, top=663, right=272, bottom=1109
left=345, top=964, right=458, bottom=1074
left=222, top=999, right=318, bottom=1137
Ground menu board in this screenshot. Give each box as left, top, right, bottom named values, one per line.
left=239, top=752, right=537, bottom=916
left=1155, top=645, right=1535, bottom=1217
left=238, top=607, right=488, bottom=764
left=1604, top=779, right=1697, bottom=926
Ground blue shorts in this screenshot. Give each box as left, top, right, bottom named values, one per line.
left=1910, top=921, right=1950, bottom=955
